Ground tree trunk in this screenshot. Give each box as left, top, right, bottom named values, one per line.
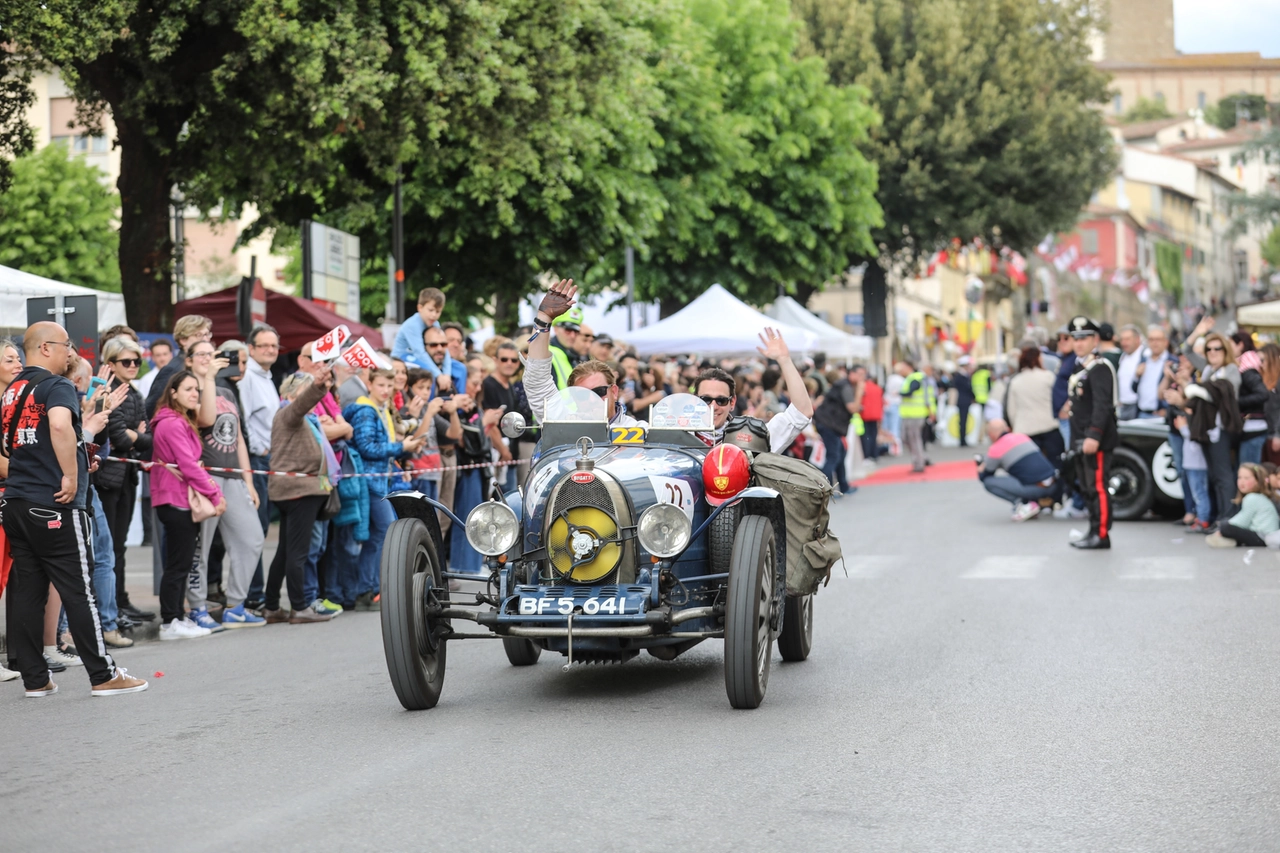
left=860, top=260, right=889, bottom=339
left=793, top=281, right=817, bottom=307
left=493, top=290, right=519, bottom=337
left=659, top=294, right=685, bottom=320
left=116, top=118, right=174, bottom=333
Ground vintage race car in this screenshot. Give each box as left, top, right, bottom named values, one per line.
left=1107, top=418, right=1183, bottom=521
left=378, top=389, right=814, bottom=711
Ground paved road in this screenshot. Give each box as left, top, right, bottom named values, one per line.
left=3, top=472, right=1279, bottom=852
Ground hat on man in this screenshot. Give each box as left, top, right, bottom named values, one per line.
left=594, top=333, right=613, bottom=346
left=956, top=355, right=972, bottom=367
left=1067, top=315, right=1100, bottom=338
left=552, top=306, right=584, bottom=331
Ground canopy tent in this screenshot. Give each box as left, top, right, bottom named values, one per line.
left=175, top=286, right=384, bottom=351
left=621, top=284, right=819, bottom=357
left=1237, top=299, right=1280, bottom=332
left=766, top=295, right=873, bottom=360
left=0, top=264, right=127, bottom=329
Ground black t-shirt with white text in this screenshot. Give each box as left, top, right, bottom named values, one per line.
left=200, top=386, right=243, bottom=478
left=2, top=366, right=89, bottom=509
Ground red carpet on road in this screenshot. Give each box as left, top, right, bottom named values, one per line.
left=858, top=459, right=977, bottom=487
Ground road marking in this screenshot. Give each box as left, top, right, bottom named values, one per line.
left=841, top=556, right=901, bottom=579
left=961, top=556, right=1046, bottom=579
left=1117, top=557, right=1196, bottom=580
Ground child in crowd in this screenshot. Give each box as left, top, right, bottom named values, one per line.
left=400, top=369, right=445, bottom=499
left=1174, top=414, right=1212, bottom=533
left=1207, top=463, right=1280, bottom=548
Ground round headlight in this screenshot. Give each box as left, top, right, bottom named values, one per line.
left=465, top=501, right=520, bottom=556
left=637, top=503, right=691, bottom=559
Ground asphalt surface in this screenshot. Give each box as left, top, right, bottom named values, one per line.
left=3, top=465, right=1279, bottom=852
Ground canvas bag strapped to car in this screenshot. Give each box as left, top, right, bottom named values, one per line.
left=750, top=453, right=843, bottom=596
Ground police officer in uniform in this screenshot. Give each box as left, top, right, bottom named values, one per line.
left=1066, top=315, right=1118, bottom=550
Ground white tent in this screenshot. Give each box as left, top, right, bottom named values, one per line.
left=621, top=284, right=820, bottom=357
left=0, top=264, right=127, bottom=329
left=1237, top=299, right=1280, bottom=331
left=767, top=295, right=873, bottom=360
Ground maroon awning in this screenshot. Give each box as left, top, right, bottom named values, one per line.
left=173, top=287, right=383, bottom=352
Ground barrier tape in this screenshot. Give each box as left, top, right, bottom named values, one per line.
left=101, top=455, right=530, bottom=479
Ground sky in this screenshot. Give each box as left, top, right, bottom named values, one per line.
left=1174, top=0, right=1280, bottom=57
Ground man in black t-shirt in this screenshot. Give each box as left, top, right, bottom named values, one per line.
left=481, top=341, right=534, bottom=489
left=2, top=322, right=147, bottom=696
left=813, top=365, right=858, bottom=495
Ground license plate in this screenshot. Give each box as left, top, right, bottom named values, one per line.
left=518, top=596, right=630, bottom=616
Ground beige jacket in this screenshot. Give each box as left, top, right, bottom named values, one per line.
left=1004, top=368, right=1058, bottom=437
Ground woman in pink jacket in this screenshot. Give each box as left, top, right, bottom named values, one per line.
left=151, top=370, right=225, bottom=641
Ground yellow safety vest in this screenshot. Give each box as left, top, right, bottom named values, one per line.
left=899, top=372, right=934, bottom=419
left=853, top=414, right=865, bottom=436
left=550, top=343, right=574, bottom=389
left=972, top=368, right=991, bottom=404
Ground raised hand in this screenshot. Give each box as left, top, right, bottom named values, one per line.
left=537, top=279, right=577, bottom=322
left=756, top=327, right=790, bottom=361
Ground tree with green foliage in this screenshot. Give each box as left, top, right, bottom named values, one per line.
left=793, top=0, right=1117, bottom=308
left=604, top=0, right=882, bottom=316
left=1207, top=93, right=1269, bottom=130
left=1228, top=126, right=1280, bottom=237
left=0, top=45, right=35, bottom=194
left=0, top=144, right=120, bottom=290
left=1262, top=225, right=1280, bottom=271
left=1123, top=97, right=1173, bottom=123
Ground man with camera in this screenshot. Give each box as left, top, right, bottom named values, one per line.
left=977, top=419, right=1062, bottom=521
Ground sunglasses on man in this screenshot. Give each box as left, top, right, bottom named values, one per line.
left=112, top=358, right=141, bottom=367
left=699, top=395, right=732, bottom=407
left=587, top=385, right=611, bottom=398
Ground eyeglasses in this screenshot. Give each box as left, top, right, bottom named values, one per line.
left=587, top=385, right=611, bottom=398
left=44, top=340, right=73, bottom=350
left=425, top=342, right=448, bottom=349
left=1205, top=346, right=1225, bottom=353
left=191, top=351, right=215, bottom=359
left=583, top=335, right=596, bottom=342
left=498, top=357, right=520, bottom=364
left=112, top=358, right=141, bottom=367
left=699, top=395, right=733, bottom=407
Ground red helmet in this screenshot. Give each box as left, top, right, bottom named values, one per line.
left=703, top=443, right=751, bottom=506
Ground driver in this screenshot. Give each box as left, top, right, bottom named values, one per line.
left=525, top=280, right=644, bottom=428
left=692, top=330, right=813, bottom=453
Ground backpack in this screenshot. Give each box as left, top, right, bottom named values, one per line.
left=750, top=453, right=843, bottom=596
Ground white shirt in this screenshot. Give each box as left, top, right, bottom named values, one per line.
left=885, top=374, right=905, bottom=405
left=524, top=355, right=646, bottom=430
left=239, top=359, right=278, bottom=456
left=1117, top=348, right=1142, bottom=405
left=135, top=368, right=159, bottom=399
left=1136, top=350, right=1168, bottom=412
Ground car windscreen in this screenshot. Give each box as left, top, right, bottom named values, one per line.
left=544, top=385, right=609, bottom=423
left=649, top=393, right=714, bottom=431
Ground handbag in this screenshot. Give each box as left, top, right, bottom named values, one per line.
left=318, top=484, right=342, bottom=521
left=188, top=486, right=217, bottom=523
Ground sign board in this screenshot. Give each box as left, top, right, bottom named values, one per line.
left=27, top=295, right=100, bottom=367
left=844, top=313, right=863, bottom=327
left=301, top=220, right=361, bottom=321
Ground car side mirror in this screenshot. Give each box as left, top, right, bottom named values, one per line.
left=500, top=411, right=527, bottom=439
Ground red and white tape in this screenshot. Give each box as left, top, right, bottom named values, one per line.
left=102, top=455, right=529, bottom=479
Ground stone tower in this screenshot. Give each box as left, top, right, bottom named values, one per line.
left=1102, top=0, right=1176, bottom=62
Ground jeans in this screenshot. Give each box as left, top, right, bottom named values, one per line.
left=248, top=453, right=271, bottom=601
left=816, top=424, right=849, bottom=492
left=413, top=478, right=440, bottom=501
left=331, top=524, right=362, bottom=607
left=1168, top=430, right=1194, bottom=515
left=982, top=475, right=1058, bottom=507
left=1058, top=417, right=1071, bottom=447
left=356, top=495, right=395, bottom=597
left=1240, top=432, right=1266, bottom=466
left=1185, top=469, right=1211, bottom=522
left=303, top=519, right=327, bottom=605
left=90, top=490, right=118, bottom=633
left=449, top=469, right=486, bottom=575
left=882, top=404, right=901, bottom=442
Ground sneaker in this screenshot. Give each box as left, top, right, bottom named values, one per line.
left=1053, top=504, right=1089, bottom=520
left=188, top=608, right=226, bottom=633
left=43, top=655, right=66, bottom=673
left=263, top=608, right=292, bottom=624
left=25, top=680, right=58, bottom=698
left=314, top=599, right=343, bottom=617
left=120, top=601, right=157, bottom=621
left=44, top=645, right=82, bottom=667
left=116, top=612, right=138, bottom=631
left=1, top=663, right=19, bottom=682
left=1205, top=531, right=1236, bottom=549
left=371, top=593, right=381, bottom=611
left=159, top=617, right=213, bottom=641
left=353, top=592, right=374, bottom=612
left=92, top=667, right=148, bottom=696
left=1011, top=502, right=1041, bottom=522
left=1187, top=520, right=1211, bottom=533
left=221, top=603, right=266, bottom=628
left=102, top=630, right=134, bottom=649
left=288, top=605, right=335, bottom=624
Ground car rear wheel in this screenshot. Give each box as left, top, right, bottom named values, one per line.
left=724, top=515, right=775, bottom=709
left=381, top=518, right=447, bottom=710
left=776, top=593, right=813, bottom=662
left=502, top=637, right=542, bottom=666
left=1107, top=446, right=1154, bottom=521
